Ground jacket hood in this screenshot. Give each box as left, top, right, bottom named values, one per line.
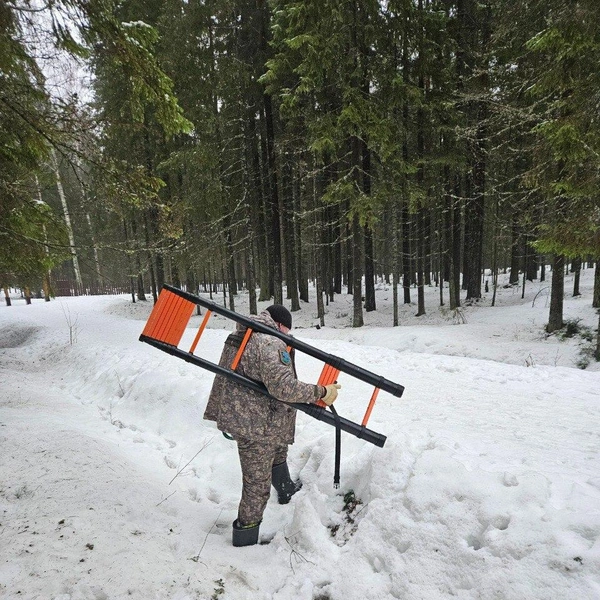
left=235, top=310, right=278, bottom=332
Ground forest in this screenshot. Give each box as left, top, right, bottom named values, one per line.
left=1, top=0, right=599, bottom=341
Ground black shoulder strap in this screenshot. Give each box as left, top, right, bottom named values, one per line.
left=224, top=329, right=246, bottom=349
left=329, top=404, right=342, bottom=488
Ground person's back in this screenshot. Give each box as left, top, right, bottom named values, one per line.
left=203, top=305, right=340, bottom=546
left=204, top=310, right=316, bottom=442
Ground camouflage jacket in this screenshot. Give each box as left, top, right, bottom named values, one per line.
left=203, top=311, right=321, bottom=444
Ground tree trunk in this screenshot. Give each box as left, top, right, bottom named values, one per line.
left=221, top=267, right=227, bottom=307
left=76, top=156, right=102, bottom=289
left=491, top=192, right=499, bottom=307
left=352, top=214, right=364, bottom=327
left=364, top=224, right=376, bottom=312
left=416, top=209, right=426, bottom=316
left=509, top=217, right=522, bottom=285
left=333, top=214, right=343, bottom=295
left=316, top=259, right=325, bottom=328
left=526, top=242, right=538, bottom=281
left=43, top=273, right=52, bottom=301
left=247, top=252, right=257, bottom=315
left=572, top=257, right=582, bottom=297
left=37, top=178, right=54, bottom=300
left=593, top=262, right=600, bottom=308
left=402, top=204, right=412, bottom=304
left=383, top=209, right=392, bottom=286
left=393, top=198, right=401, bottom=326
left=323, top=206, right=333, bottom=303
left=297, top=210, right=309, bottom=303
left=297, top=152, right=309, bottom=303
left=136, top=273, right=146, bottom=301
left=363, top=140, right=376, bottom=312
left=263, top=94, right=283, bottom=304
left=122, top=218, right=137, bottom=303
left=147, top=254, right=158, bottom=303
left=546, top=254, right=565, bottom=333
left=345, top=218, right=353, bottom=295
left=242, top=112, right=260, bottom=316
left=314, top=171, right=325, bottom=327
left=448, top=173, right=462, bottom=309
left=458, top=0, right=487, bottom=302
left=464, top=175, right=484, bottom=300
left=143, top=215, right=158, bottom=302
left=85, top=213, right=102, bottom=288
left=227, top=264, right=235, bottom=312
left=142, top=124, right=164, bottom=297
left=52, top=149, right=82, bottom=290
left=223, top=216, right=237, bottom=299
left=185, top=270, right=197, bottom=295
left=252, top=112, right=272, bottom=303
left=436, top=206, right=444, bottom=307
left=284, top=160, right=300, bottom=312
left=415, top=27, right=426, bottom=317
left=401, top=28, right=411, bottom=306
left=442, top=179, right=452, bottom=284
left=3, top=286, right=11, bottom=306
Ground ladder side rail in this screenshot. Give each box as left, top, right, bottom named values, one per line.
left=162, top=285, right=405, bottom=399
left=140, top=335, right=387, bottom=448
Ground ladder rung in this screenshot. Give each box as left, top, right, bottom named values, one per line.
left=361, top=388, right=380, bottom=427
left=231, top=328, right=253, bottom=370
left=189, top=309, right=212, bottom=354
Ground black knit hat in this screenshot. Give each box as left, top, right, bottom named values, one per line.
left=266, top=304, right=292, bottom=329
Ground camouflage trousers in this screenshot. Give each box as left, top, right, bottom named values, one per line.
left=236, top=437, right=289, bottom=525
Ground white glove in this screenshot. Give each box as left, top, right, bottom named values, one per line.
left=321, top=383, right=341, bottom=406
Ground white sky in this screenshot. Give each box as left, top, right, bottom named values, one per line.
left=18, top=0, right=93, bottom=103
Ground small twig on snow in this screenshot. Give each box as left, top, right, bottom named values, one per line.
left=284, top=532, right=315, bottom=574
left=168, top=438, right=214, bottom=485
left=532, top=286, right=549, bottom=307
left=190, top=509, right=223, bottom=563
left=156, top=491, right=177, bottom=507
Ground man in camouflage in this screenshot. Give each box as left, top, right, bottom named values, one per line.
left=204, top=304, right=340, bottom=546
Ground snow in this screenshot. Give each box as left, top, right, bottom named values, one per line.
left=1, top=269, right=599, bottom=600
left=122, top=21, right=152, bottom=29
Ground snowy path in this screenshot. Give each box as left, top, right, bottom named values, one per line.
left=1, top=369, right=216, bottom=599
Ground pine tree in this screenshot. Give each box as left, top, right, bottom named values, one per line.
left=519, top=0, right=600, bottom=334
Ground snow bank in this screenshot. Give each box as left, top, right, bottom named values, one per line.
left=1, top=270, right=599, bottom=599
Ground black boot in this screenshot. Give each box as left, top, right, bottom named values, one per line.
left=232, top=519, right=260, bottom=547
left=271, top=461, right=302, bottom=505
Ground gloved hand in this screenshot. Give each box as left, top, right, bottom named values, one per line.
left=321, top=383, right=341, bottom=406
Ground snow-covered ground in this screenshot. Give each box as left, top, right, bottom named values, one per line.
left=1, top=269, right=599, bottom=600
